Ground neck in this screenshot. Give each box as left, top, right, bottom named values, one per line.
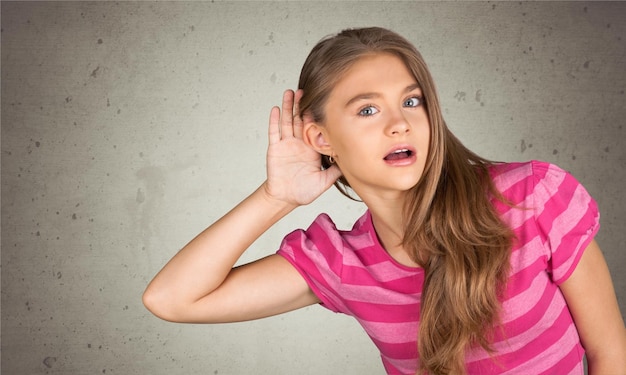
left=370, top=205, right=404, bottom=245
left=360, top=191, right=420, bottom=268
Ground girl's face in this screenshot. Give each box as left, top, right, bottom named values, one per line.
left=310, top=53, right=431, bottom=200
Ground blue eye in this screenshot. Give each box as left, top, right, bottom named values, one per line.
left=403, top=97, right=422, bottom=108
left=358, top=106, right=379, bottom=117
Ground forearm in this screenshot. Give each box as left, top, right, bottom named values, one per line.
left=143, top=182, right=296, bottom=320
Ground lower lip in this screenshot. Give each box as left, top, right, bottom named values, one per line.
left=384, top=153, right=417, bottom=166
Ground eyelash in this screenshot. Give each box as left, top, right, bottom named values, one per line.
left=356, top=96, right=424, bottom=117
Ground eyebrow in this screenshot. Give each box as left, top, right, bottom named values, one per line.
left=344, top=83, right=422, bottom=108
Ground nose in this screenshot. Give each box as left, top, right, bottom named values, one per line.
left=385, top=109, right=411, bottom=136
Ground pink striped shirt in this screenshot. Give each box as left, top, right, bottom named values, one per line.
left=277, top=161, right=599, bottom=374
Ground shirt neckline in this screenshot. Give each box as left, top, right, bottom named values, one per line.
left=363, top=210, right=423, bottom=272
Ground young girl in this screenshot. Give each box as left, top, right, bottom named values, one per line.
left=143, top=27, right=626, bottom=375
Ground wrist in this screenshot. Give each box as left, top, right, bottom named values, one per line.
left=258, top=182, right=299, bottom=214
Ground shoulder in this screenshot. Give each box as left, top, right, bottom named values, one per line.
left=279, top=212, right=371, bottom=263
left=489, top=160, right=554, bottom=186
left=494, top=160, right=599, bottom=280
left=283, top=212, right=369, bottom=245
left=276, top=211, right=375, bottom=313
left=489, top=160, right=584, bottom=202
left=489, top=160, right=599, bottom=248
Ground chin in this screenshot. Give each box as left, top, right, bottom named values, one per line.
left=400, top=171, right=424, bottom=189
left=391, top=177, right=422, bottom=193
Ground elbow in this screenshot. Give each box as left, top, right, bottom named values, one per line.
left=143, top=282, right=222, bottom=324
left=584, top=334, right=626, bottom=374
left=142, top=285, right=182, bottom=323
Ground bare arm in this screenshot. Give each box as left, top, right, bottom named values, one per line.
left=142, top=185, right=316, bottom=323
left=142, top=90, right=341, bottom=323
left=559, top=240, right=626, bottom=374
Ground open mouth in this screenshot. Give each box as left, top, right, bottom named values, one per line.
left=384, top=149, right=414, bottom=161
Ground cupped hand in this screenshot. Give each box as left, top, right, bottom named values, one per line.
left=264, top=89, right=342, bottom=206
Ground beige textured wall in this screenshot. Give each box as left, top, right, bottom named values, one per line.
left=2, top=2, right=624, bottom=374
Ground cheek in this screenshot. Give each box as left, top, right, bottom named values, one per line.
left=422, top=124, right=431, bottom=144
left=326, top=126, right=355, bottom=153
left=416, top=116, right=431, bottom=139
left=330, top=136, right=366, bottom=168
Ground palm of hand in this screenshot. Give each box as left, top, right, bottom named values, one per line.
left=265, top=90, right=341, bottom=206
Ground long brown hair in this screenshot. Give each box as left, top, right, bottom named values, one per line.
left=298, top=27, right=514, bottom=375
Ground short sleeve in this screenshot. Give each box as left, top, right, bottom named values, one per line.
left=276, top=214, right=346, bottom=313
left=531, top=161, right=600, bottom=284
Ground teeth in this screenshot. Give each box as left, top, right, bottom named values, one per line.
left=384, top=149, right=412, bottom=161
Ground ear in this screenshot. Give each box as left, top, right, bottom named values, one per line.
left=302, top=119, right=333, bottom=156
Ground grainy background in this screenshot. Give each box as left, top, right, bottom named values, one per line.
left=2, top=1, right=624, bottom=374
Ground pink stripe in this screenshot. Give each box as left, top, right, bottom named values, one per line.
left=298, top=223, right=344, bottom=275
left=491, top=162, right=535, bottom=194
left=467, top=284, right=566, bottom=363
left=382, top=356, right=417, bottom=375
left=500, top=324, right=581, bottom=375
left=342, top=231, right=375, bottom=251
left=340, top=283, right=419, bottom=305
left=534, top=165, right=570, bottom=241
left=278, top=248, right=346, bottom=312
left=501, top=258, right=550, bottom=324
left=347, top=300, right=419, bottom=323
left=550, top=185, right=598, bottom=282
left=507, top=235, right=546, bottom=282
left=361, top=320, right=419, bottom=345
left=543, top=183, right=589, bottom=253
left=537, top=341, right=584, bottom=375
left=494, top=161, right=549, bottom=207
left=277, top=217, right=348, bottom=311
left=342, top=261, right=423, bottom=285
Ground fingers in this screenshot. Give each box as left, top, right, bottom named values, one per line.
left=280, top=90, right=295, bottom=139
left=269, top=89, right=304, bottom=144
left=268, top=106, right=281, bottom=145
left=293, top=89, right=304, bottom=139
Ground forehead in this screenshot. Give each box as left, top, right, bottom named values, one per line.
left=331, top=53, right=418, bottom=97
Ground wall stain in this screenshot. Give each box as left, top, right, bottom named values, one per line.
left=90, top=66, right=100, bottom=78
left=43, top=356, right=56, bottom=368
left=136, top=188, right=145, bottom=203
left=129, top=166, right=166, bottom=260
left=475, top=90, right=484, bottom=106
